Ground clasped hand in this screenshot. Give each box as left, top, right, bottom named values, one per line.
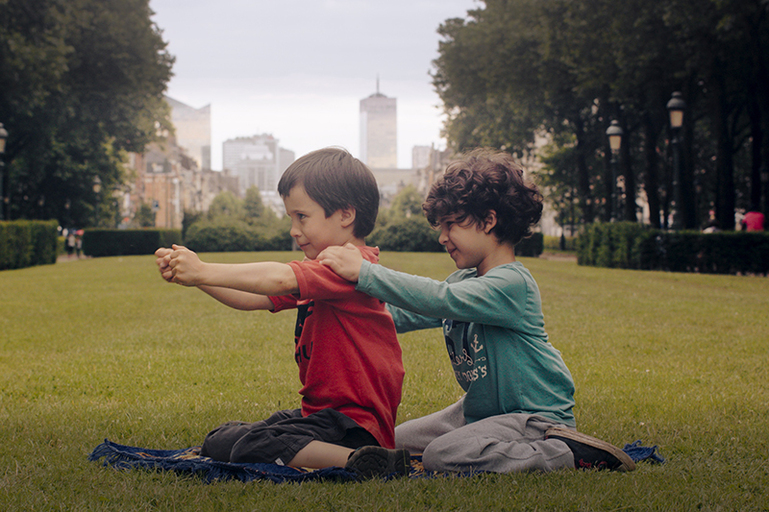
left=155, top=244, right=206, bottom=286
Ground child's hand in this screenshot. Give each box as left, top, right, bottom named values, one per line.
left=167, top=244, right=206, bottom=286
left=317, top=243, right=363, bottom=282
left=155, top=247, right=174, bottom=282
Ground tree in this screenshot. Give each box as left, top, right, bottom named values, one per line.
left=0, top=0, right=174, bottom=226
left=207, top=191, right=244, bottom=220
left=433, top=0, right=769, bottom=230
left=243, top=186, right=265, bottom=223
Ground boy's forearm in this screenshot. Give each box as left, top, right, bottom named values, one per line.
left=198, top=285, right=275, bottom=311
left=198, top=261, right=299, bottom=296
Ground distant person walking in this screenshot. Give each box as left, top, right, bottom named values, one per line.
left=66, top=232, right=76, bottom=258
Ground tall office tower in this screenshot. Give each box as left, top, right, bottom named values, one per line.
left=222, top=134, right=294, bottom=195
left=359, top=79, right=397, bottom=168
left=166, top=96, right=211, bottom=170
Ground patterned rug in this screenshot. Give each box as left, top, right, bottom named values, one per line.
left=89, top=439, right=663, bottom=484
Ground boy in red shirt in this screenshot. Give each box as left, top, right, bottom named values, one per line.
left=155, top=148, right=407, bottom=478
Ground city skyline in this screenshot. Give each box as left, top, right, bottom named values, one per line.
left=149, top=0, right=479, bottom=169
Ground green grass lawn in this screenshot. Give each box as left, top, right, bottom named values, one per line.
left=1, top=252, right=768, bottom=511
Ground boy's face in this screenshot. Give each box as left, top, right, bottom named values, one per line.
left=283, top=184, right=355, bottom=260
left=437, top=213, right=498, bottom=272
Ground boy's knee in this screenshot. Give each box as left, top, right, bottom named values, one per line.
left=421, top=439, right=457, bottom=472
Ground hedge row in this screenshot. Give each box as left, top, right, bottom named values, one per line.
left=577, top=222, right=769, bottom=275
left=368, top=216, right=443, bottom=252
left=0, top=220, right=58, bottom=270
left=82, top=229, right=182, bottom=257
left=543, top=234, right=577, bottom=252
left=515, top=232, right=544, bottom=257
left=184, top=219, right=292, bottom=252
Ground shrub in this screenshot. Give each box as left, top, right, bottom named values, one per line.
left=82, top=229, right=181, bottom=257
left=515, top=232, right=544, bottom=257
left=183, top=218, right=292, bottom=253
left=0, top=220, right=58, bottom=270
left=577, top=222, right=769, bottom=274
left=543, top=235, right=577, bottom=252
left=368, top=216, right=443, bottom=252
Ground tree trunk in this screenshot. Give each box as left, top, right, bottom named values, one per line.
left=712, top=70, right=736, bottom=230
left=573, top=116, right=595, bottom=223
left=642, top=112, right=661, bottom=228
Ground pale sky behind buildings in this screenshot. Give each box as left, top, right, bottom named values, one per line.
left=149, top=0, right=480, bottom=169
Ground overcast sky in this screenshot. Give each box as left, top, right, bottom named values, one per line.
left=149, top=0, right=479, bottom=169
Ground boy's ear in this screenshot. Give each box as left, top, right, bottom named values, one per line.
left=340, top=207, right=357, bottom=228
left=482, top=210, right=498, bottom=234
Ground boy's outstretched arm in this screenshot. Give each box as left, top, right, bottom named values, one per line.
left=156, top=246, right=276, bottom=310
left=167, top=244, right=299, bottom=295
left=317, top=243, right=364, bottom=282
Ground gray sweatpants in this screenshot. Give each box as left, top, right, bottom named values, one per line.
left=394, top=397, right=575, bottom=473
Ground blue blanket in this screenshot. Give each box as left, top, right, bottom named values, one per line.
left=89, top=439, right=663, bottom=484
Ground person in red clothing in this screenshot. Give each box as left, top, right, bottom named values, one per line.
left=742, top=210, right=765, bottom=232
left=155, top=148, right=408, bottom=478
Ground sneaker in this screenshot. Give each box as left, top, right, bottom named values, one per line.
left=545, top=427, right=636, bottom=472
left=345, top=446, right=410, bottom=479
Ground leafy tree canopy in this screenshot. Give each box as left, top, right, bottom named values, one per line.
left=0, top=0, right=174, bottom=226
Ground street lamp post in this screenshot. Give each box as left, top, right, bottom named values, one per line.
left=667, top=91, right=686, bottom=230
left=606, top=120, right=623, bottom=222
left=0, top=123, right=8, bottom=221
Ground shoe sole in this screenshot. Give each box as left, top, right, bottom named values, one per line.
left=545, top=427, right=636, bottom=472
left=347, top=447, right=410, bottom=479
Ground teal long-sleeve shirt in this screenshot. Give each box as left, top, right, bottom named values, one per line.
left=357, top=260, right=576, bottom=427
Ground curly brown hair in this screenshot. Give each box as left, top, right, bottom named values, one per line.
left=423, top=148, right=543, bottom=246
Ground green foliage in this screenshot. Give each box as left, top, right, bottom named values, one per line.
left=0, top=0, right=174, bottom=225
left=514, top=232, right=544, bottom=257
left=543, top=235, right=577, bottom=252
left=386, top=185, right=424, bottom=219
left=207, top=191, right=244, bottom=221
left=183, top=187, right=292, bottom=253
left=369, top=216, right=443, bottom=252
left=82, top=229, right=181, bottom=257
left=243, top=186, right=265, bottom=222
left=578, top=222, right=769, bottom=274
left=135, top=202, right=156, bottom=228
left=0, top=220, right=58, bottom=270
left=433, top=0, right=769, bottom=230
left=184, top=217, right=292, bottom=253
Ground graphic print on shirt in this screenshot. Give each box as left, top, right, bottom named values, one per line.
left=443, top=319, right=487, bottom=388
left=294, top=301, right=314, bottom=364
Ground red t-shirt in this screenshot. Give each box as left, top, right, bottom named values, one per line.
left=269, top=246, right=404, bottom=448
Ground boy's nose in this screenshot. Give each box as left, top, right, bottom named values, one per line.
left=438, top=229, right=449, bottom=245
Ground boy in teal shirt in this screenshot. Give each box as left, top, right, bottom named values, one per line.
left=319, top=148, right=635, bottom=473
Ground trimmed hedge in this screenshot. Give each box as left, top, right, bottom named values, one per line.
left=183, top=218, right=292, bottom=253
left=0, top=220, right=58, bottom=270
left=82, top=229, right=182, bottom=257
left=577, top=222, right=769, bottom=275
left=515, top=232, right=544, bottom=257
left=543, top=234, right=577, bottom=252
left=368, top=216, right=443, bottom=252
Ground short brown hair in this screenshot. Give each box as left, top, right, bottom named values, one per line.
left=423, top=148, right=543, bottom=246
left=278, top=147, right=379, bottom=238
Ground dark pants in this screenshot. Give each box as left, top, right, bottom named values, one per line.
left=199, top=408, right=378, bottom=465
